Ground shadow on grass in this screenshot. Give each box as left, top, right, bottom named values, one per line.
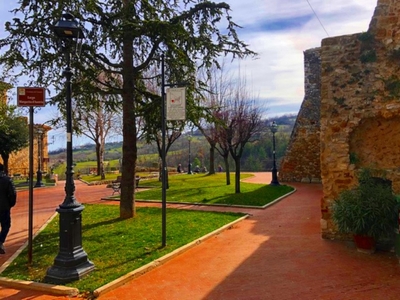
left=83, top=216, right=126, bottom=230
left=140, top=182, right=294, bottom=207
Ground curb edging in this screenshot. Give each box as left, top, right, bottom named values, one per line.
left=92, top=214, right=249, bottom=297
left=0, top=277, right=79, bottom=296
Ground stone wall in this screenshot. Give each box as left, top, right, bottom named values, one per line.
left=320, top=0, right=400, bottom=238
left=279, top=48, right=321, bottom=183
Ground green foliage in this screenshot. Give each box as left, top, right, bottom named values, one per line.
left=0, top=1, right=256, bottom=130
left=242, top=154, right=263, bottom=171
left=0, top=103, right=29, bottom=171
left=349, top=152, right=358, bottom=165
left=1, top=205, right=244, bottom=293
left=358, top=31, right=377, bottom=64
left=333, top=97, right=346, bottom=105
left=192, top=157, right=201, bottom=168
left=49, top=115, right=294, bottom=174
left=45, top=178, right=56, bottom=184
left=384, top=75, right=400, bottom=98
left=358, top=31, right=375, bottom=43
left=330, top=169, right=397, bottom=239
left=0, top=1, right=256, bottom=215
left=359, top=50, right=377, bottom=63
left=389, top=48, right=400, bottom=61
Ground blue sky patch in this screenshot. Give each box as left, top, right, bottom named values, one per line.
left=251, top=15, right=314, bottom=32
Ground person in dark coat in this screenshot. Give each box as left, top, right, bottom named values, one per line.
left=0, top=163, right=17, bottom=254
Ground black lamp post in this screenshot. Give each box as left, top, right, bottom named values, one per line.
left=187, top=135, right=193, bottom=174
left=34, top=128, right=45, bottom=187
left=269, top=121, right=280, bottom=186
left=45, top=12, right=94, bottom=284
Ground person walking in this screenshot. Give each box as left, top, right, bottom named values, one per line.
left=0, top=163, right=17, bottom=254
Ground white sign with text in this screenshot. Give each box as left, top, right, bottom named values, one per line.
left=166, top=87, right=186, bottom=121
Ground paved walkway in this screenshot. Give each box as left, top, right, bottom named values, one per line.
left=1, top=173, right=400, bottom=299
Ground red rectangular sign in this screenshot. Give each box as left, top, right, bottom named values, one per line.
left=17, top=87, right=46, bottom=107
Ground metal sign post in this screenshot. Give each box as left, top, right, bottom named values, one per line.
left=17, top=87, right=45, bottom=265
left=161, top=56, right=167, bottom=247
left=160, top=56, right=186, bottom=247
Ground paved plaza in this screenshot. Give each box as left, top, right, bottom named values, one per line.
left=0, top=173, right=399, bottom=299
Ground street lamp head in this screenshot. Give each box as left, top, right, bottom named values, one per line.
left=270, top=121, right=278, bottom=134
left=52, top=13, right=85, bottom=59
left=52, top=13, right=85, bottom=39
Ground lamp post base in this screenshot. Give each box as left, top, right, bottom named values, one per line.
left=44, top=259, right=95, bottom=285
left=34, top=170, right=45, bottom=187
left=270, top=169, right=280, bottom=186
left=187, top=163, right=192, bottom=175
left=44, top=205, right=94, bottom=284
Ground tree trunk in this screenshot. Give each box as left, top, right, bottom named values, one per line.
left=120, top=2, right=137, bottom=219
left=99, top=109, right=105, bottom=180
left=95, top=141, right=106, bottom=180
left=1, top=153, right=9, bottom=175
left=209, top=145, right=215, bottom=175
left=223, top=155, right=230, bottom=185
left=99, top=144, right=105, bottom=180
left=235, top=157, right=241, bottom=194
left=95, top=142, right=101, bottom=176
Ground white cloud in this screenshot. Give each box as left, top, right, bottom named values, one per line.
left=226, top=0, right=377, bottom=115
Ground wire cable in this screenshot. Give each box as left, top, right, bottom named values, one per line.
left=306, top=0, right=329, bottom=37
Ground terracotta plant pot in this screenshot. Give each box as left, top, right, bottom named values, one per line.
left=353, top=234, right=376, bottom=253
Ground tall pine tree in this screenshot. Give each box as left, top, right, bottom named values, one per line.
left=0, top=0, right=255, bottom=218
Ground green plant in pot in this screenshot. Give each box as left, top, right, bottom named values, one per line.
left=330, top=169, right=397, bottom=253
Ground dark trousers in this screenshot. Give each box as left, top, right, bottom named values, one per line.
left=0, top=210, right=11, bottom=244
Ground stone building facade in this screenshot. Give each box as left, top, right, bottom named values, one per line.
left=320, top=0, right=400, bottom=238
left=5, top=124, right=51, bottom=176
left=279, top=48, right=321, bottom=183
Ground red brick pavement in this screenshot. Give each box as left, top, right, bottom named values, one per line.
left=1, top=174, right=400, bottom=299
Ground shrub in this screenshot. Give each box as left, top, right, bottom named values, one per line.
left=330, top=169, right=397, bottom=240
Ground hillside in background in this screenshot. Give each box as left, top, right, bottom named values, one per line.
left=49, top=114, right=297, bottom=172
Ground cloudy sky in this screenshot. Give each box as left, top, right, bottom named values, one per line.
left=0, top=0, right=378, bottom=150
left=228, top=0, right=377, bottom=114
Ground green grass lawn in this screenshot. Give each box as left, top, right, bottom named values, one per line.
left=136, top=173, right=294, bottom=207
left=2, top=205, right=244, bottom=294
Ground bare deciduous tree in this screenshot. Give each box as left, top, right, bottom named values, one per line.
left=214, top=72, right=265, bottom=192
left=77, top=96, right=121, bottom=179
left=195, top=62, right=233, bottom=176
